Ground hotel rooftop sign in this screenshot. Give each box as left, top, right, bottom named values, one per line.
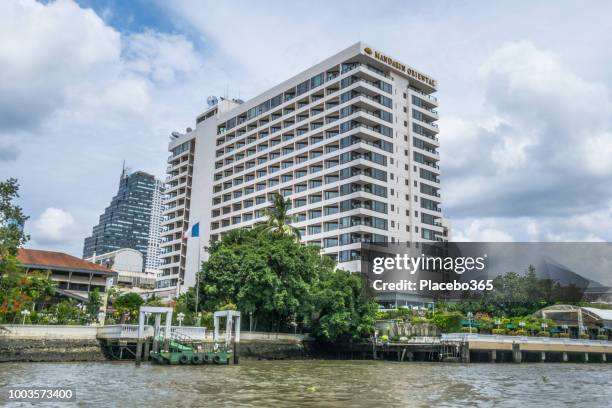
left=363, top=46, right=437, bottom=89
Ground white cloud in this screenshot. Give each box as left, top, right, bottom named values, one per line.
left=451, top=219, right=515, bottom=242
left=442, top=41, right=612, bottom=223
left=28, top=207, right=79, bottom=246
left=0, top=0, right=121, bottom=133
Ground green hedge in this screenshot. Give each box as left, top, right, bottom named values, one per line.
left=460, top=327, right=478, bottom=333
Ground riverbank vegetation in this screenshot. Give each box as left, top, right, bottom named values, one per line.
left=179, top=227, right=378, bottom=342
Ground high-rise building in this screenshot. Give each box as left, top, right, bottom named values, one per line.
left=83, top=168, right=164, bottom=272
left=157, top=42, right=443, bottom=298
left=155, top=134, right=197, bottom=298
left=145, top=178, right=164, bottom=273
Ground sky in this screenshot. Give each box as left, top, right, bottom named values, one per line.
left=1, top=0, right=612, bottom=257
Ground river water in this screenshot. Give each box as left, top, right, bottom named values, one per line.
left=1, top=360, right=611, bottom=407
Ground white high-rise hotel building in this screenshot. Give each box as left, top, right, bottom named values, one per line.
left=156, top=43, right=443, bottom=299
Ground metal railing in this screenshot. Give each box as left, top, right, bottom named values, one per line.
left=97, top=325, right=205, bottom=340
left=442, top=333, right=612, bottom=346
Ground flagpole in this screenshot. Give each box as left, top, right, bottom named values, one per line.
left=195, top=233, right=200, bottom=315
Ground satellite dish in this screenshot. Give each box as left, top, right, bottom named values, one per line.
left=207, top=96, right=219, bottom=107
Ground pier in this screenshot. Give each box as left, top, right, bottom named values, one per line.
left=371, top=334, right=612, bottom=363
left=97, top=324, right=207, bottom=361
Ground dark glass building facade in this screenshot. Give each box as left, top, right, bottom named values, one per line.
left=83, top=170, right=161, bottom=270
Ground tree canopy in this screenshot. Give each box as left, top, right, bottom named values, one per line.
left=0, top=178, right=29, bottom=260
left=451, top=266, right=585, bottom=317
left=195, top=228, right=377, bottom=341
left=263, top=192, right=301, bottom=240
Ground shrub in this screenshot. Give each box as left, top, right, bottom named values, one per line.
left=536, top=331, right=550, bottom=337
left=460, top=326, right=478, bottom=333
left=491, top=328, right=506, bottom=335
left=596, top=335, right=608, bottom=340
left=559, top=333, right=570, bottom=338
left=515, top=329, right=527, bottom=336
left=431, top=311, right=464, bottom=333
left=380, top=335, right=389, bottom=342
left=580, top=334, right=589, bottom=339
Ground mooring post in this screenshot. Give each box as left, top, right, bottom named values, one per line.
left=562, top=352, right=569, bottom=362
left=143, top=340, right=150, bottom=361
left=540, top=352, right=546, bottom=362
left=461, top=343, right=470, bottom=363
left=584, top=352, right=589, bottom=363
left=602, top=353, right=607, bottom=363
left=489, top=350, right=497, bottom=363
left=152, top=314, right=161, bottom=353
left=136, top=310, right=145, bottom=366
left=512, top=343, right=521, bottom=363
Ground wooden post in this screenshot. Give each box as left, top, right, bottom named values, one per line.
left=512, top=343, right=521, bottom=363
left=143, top=340, right=150, bottom=361
left=136, top=310, right=145, bottom=366
left=233, top=340, right=239, bottom=365
left=461, top=343, right=470, bottom=363
left=152, top=314, right=161, bottom=353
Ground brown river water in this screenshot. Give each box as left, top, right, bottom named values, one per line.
left=1, top=360, right=611, bottom=407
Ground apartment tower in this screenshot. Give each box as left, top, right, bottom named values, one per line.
left=157, top=43, right=442, bottom=298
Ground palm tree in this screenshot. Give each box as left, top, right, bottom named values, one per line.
left=264, top=193, right=301, bottom=241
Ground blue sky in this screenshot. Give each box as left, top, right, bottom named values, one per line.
left=1, top=0, right=612, bottom=257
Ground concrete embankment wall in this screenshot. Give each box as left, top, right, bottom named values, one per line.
left=0, top=325, right=106, bottom=362
left=237, top=341, right=307, bottom=359
left=0, top=325, right=310, bottom=362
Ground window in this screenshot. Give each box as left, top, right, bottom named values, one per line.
left=310, top=73, right=324, bottom=89
left=296, top=79, right=310, bottom=95
left=308, top=225, right=322, bottom=235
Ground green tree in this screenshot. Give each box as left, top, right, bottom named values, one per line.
left=0, top=178, right=29, bottom=260
left=50, top=299, right=81, bottom=325
left=264, top=192, right=301, bottom=240
left=144, top=295, right=164, bottom=307
left=112, top=292, right=144, bottom=323
left=453, top=266, right=581, bottom=318
left=198, top=229, right=320, bottom=330
left=196, top=228, right=377, bottom=340
left=310, top=269, right=378, bottom=342
left=85, top=289, right=103, bottom=323
left=0, top=270, right=56, bottom=324
left=431, top=311, right=464, bottom=333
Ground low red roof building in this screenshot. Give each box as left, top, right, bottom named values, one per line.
left=17, top=248, right=117, bottom=302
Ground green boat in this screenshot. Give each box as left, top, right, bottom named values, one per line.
left=149, top=338, right=232, bottom=365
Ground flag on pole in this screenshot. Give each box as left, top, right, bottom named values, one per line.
left=191, top=222, right=200, bottom=238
